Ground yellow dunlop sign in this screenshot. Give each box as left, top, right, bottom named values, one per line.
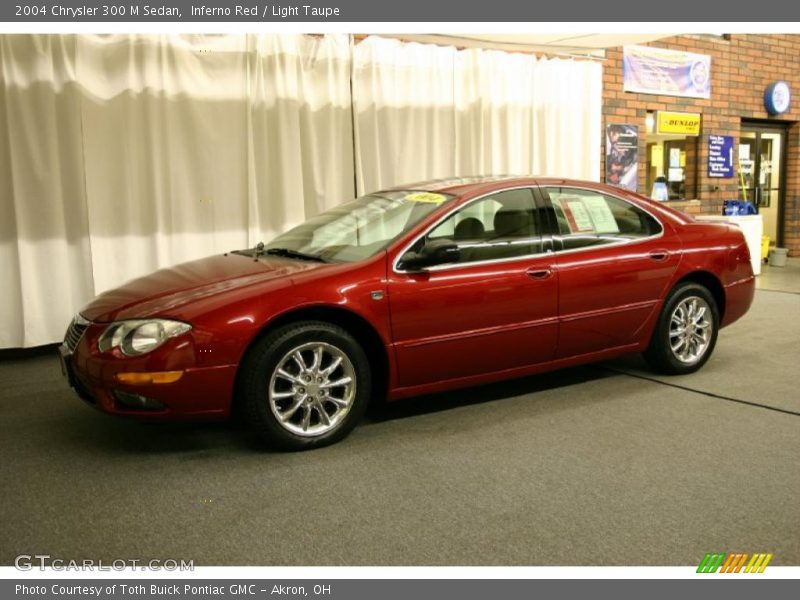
left=656, top=111, right=701, bottom=135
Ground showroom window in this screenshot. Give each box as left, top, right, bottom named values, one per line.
left=423, top=188, right=542, bottom=263
left=645, top=111, right=699, bottom=200
left=546, top=187, right=662, bottom=250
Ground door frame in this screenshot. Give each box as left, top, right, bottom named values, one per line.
left=740, top=119, right=790, bottom=247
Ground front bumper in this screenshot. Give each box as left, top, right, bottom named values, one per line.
left=60, top=330, right=238, bottom=420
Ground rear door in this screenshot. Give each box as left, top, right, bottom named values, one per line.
left=541, top=185, right=681, bottom=359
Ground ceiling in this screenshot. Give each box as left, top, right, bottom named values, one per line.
left=380, top=33, right=672, bottom=58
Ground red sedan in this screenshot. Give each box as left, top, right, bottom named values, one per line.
left=60, top=177, right=755, bottom=449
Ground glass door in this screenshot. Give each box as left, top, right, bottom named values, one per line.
left=739, top=123, right=787, bottom=245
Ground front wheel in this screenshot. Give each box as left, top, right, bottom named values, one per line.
left=644, top=283, right=719, bottom=375
left=240, top=321, right=371, bottom=450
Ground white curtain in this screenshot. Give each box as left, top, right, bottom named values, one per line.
left=455, top=48, right=538, bottom=175
left=352, top=38, right=458, bottom=194
left=353, top=36, right=602, bottom=194
left=1, top=33, right=601, bottom=349
left=530, top=56, right=603, bottom=177
left=0, top=36, right=95, bottom=349
left=245, top=35, right=354, bottom=243
left=0, top=34, right=353, bottom=348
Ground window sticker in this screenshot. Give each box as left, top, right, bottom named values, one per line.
left=405, top=192, right=447, bottom=204
left=582, top=196, right=620, bottom=234
left=563, top=200, right=595, bottom=232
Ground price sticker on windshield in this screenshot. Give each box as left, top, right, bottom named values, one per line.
left=405, top=192, right=447, bottom=204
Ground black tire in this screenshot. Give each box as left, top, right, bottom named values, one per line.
left=239, top=321, right=371, bottom=450
left=644, top=282, right=720, bottom=375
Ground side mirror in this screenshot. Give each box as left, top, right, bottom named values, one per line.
left=399, top=239, right=461, bottom=271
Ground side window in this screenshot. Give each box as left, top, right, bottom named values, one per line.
left=425, top=188, right=541, bottom=263
left=546, top=187, right=662, bottom=251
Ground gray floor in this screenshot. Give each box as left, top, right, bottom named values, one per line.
left=758, top=256, right=800, bottom=294
left=1, top=277, right=799, bottom=566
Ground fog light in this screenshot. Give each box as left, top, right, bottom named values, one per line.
left=115, top=371, right=183, bottom=385
left=113, top=390, right=165, bottom=410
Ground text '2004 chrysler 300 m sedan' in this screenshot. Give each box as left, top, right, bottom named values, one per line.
left=60, top=177, right=755, bottom=450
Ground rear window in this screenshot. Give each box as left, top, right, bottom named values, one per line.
left=547, top=188, right=662, bottom=238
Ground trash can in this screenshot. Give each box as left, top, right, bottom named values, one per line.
left=761, top=236, right=771, bottom=261
left=768, top=247, right=789, bottom=267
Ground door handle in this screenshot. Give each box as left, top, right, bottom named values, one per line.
left=648, top=250, right=669, bottom=262
left=526, top=268, right=553, bottom=280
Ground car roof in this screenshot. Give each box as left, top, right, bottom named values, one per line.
left=386, top=175, right=522, bottom=194
left=383, top=175, right=613, bottom=196
left=379, top=175, right=688, bottom=230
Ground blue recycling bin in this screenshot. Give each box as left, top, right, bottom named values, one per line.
left=722, top=200, right=757, bottom=216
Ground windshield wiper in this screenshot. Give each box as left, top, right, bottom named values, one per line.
left=264, top=247, right=328, bottom=263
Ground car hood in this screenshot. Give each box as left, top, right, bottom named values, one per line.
left=81, top=253, right=327, bottom=323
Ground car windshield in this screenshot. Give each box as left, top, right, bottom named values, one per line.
left=266, top=190, right=456, bottom=263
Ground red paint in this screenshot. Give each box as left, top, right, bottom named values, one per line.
left=65, top=178, right=755, bottom=420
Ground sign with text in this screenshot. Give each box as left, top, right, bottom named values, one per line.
left=708, top=135, right=734, bottom=178
left=656, top=111, right=701, bottom=136
left=1, top=578, right=796, bottom=599
left=623, top=45, right=711, bottom=99
left=4, top=1, right=800, bottom=22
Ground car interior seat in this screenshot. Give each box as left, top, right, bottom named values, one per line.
left=483, top=209, right=533, bottom=259
left=454, top=217, right=486, bottom=240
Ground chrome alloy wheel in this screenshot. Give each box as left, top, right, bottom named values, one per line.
left=669, top=296, right=713, bottom=365
left=268, top=342, right=356, bottom=437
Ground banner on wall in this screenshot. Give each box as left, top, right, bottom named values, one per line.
left=623, top=45, right=711, bottom=99
left=605, top=124, right=638, bottom=192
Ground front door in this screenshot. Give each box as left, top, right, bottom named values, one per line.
left=387, top=187, right=559, bottom=389
left=740, top=122, right=787, bottom=246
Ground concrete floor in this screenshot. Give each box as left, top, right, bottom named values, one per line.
left=1, top=271, right=798, bottom=566
left=757, top=256, right=800, bottom=294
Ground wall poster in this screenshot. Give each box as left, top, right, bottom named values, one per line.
left=605, top=123, right=638, bottom=192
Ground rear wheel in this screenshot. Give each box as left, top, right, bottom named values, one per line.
left=240, top=321, right=371, bottom=450
left=644, top=283, right=719, bottom=375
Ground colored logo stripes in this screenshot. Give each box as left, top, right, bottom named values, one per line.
left=697, top=552, right=773, bottom=573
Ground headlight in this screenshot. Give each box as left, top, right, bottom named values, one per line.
left=98, top=319, right=192, bottom=356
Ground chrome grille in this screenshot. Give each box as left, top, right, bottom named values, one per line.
left=63, top=315, right=90, bottom=353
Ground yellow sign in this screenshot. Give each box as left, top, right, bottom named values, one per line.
left=656, top=111, right=701, bottom=135
left=651, top=144, right=663, bottom=169
left=405, top=192, right=447, bottom=204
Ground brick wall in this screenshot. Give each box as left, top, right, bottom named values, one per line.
left=602, top=34, right=800, bottom=255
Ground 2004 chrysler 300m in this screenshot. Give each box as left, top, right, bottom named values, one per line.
left=60, top=177, right=755, bottom=449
